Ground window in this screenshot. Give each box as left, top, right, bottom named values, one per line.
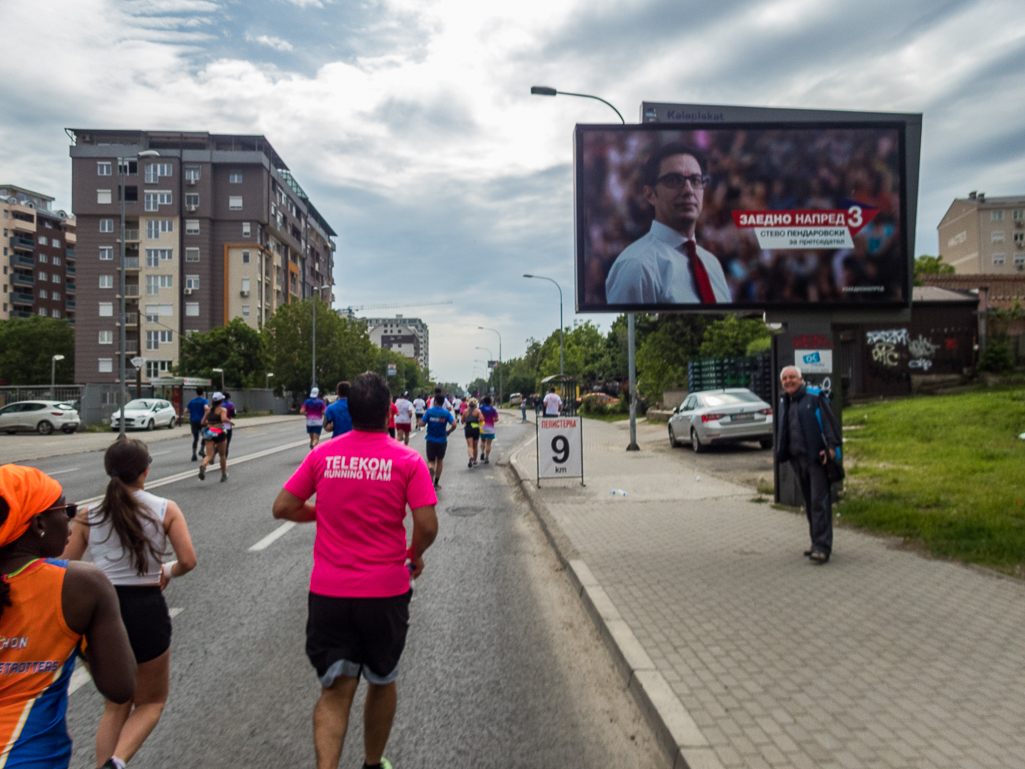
left=185, top=247, right=200, bottom=262
left=145, top=303, right=172, bottom=317
left=38, top=289, right=48, bottom=299
left=992, top=231, right=1005, bottom=243
left=100, top=219, right=113, bottom=233
left=99, top=246, right=113, bottom=261
left=51, top=309, right=60, bottom=318
left=242, top=278, right=250, bottom=292
left=99, top=302, right=113, bottom=317
left=242, top=305, right=250, bottom=317
left=242, top=250, right=250, bottom=264
left=99, top=330, right=113, bottom=344
left=159, top=330, right=172, bottom=344
left=52, top=256, right=61, bottom=266
left=38, top=307, right=47, bottom=316
left=185, top=302, right=199, bottom=317
left=97, top=189, right=112, bottom=205
left=993, top=253, right=1006, bottom=265
left=99, top=275, right=114, bottom=288
left=1015, top=233, right=1024, bottom=247
left=121, top=186, right=138, bottom=202
left=146, top=331, right=159, bottom=350
left=97, top=162, right=112, bottom=176
left=145, top=163, right=172, bottom=183
left=242, top=221, right=251, bottom=237
left=1016, top=253, right=1025, bottom=267
left=38, top=271, right=47, bottom=281
left=52, top=292, right=60, bottom=301
left=145, top=248, right=172, bottom=267
left=117, top=160, right=137, bottom=175
left=185, top=219, right=199, bottom=234
left=38, top=236, right=48, bottom=246
left=229, top=196, right=243, bottom=210
left=184, top=166, right=200, bottom=183
left=146, top=275, right=173, bottom=294
left=229, top=173, right=243, bottom=183
left=185, top=275, right=200, bottom=290
left=185, top=192, right=199, bottom=209
left=991, top=210, right=1004, bottom=221
left=38, top=253, right=47, bottom=264
left=98, top=358, right=113, bottom=373
left=145, top=219, right=174, bottom=239
left=51, top=274, right=61, bottom=284
left=145, top=360, right=171, bottom=378
left=1015, top=209, right=1024, bottom=221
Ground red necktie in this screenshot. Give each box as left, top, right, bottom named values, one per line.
left=683, top=240, right=716, bottom=303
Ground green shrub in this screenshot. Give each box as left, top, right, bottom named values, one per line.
left=977, top=341, right=1014, bottom=373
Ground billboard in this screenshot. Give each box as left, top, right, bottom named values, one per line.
left=575, top=118, right=919, bottom=313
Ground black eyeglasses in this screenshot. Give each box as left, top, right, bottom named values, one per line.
left=655, top=173, right=711, bottom=190
left=45, top=504, right=78, bottom=519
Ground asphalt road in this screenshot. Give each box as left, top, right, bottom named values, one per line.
left=51, top=415, right=662, bottom=768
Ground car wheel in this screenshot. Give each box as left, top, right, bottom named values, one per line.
left=168, top=418, right=176, bottom=429
left=146, top=419, right=155, bottom=431
left=62, top=425, right=76, bottom=434
left=691, top=428, right=706, bottom=453
left=37, top=421, right=54, bottom=436
left=759, top=437, right=773, bottom=450
left=668, top=424, right=680, bottom=448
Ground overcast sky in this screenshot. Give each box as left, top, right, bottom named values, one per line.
left=2, top=0, right=1023, bottom=384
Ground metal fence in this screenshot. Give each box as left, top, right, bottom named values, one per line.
left=0, top=385, right=84, bottom=409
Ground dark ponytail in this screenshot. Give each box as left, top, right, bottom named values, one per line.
left=97, top=439, right=164, bottom=575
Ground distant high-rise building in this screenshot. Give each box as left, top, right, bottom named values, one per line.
left=361, top=315, right=429, bottom=370
left=938, top=191, right=1025, bottom=274
left=67, top=129, right=335, bottom=383
left=1, top=185, right=76, bottom=323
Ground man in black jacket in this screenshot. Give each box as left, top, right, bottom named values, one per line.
left=776, top=366, right=842, bottom=563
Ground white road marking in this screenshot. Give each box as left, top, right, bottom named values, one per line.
left=42, top=468, right=79, bottom=476
left=69, top=608, right=184, bottom=695
left=148, top=449, right=172, bottom=456
left=75, top=439, right=310, bottom=507
left=248, top=522, right=297, bottom=551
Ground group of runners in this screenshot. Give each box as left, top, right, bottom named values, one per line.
left=185, top=387, right=236, bottom=482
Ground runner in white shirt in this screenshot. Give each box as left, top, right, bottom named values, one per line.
left=543, top=387, right=563, bottom=416
left=412, top=395, right=426, bottom=431
left=394, top=392, right=414, bottom=445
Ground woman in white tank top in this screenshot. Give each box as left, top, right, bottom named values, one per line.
left=63, top=439, right=197, bottom=769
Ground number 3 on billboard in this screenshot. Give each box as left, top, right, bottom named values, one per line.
left=551, top=435, right=569, bottom=464
left=847, top=205, right=862, bottom=228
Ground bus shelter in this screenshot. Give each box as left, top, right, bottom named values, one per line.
left=150, top=376, right=212, bottom=423
left=540, top=374, right=579, bottom=416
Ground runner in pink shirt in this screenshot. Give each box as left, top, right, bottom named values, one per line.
left=273, top=371, right=438, bottom=769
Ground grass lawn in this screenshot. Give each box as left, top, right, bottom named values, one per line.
left=583, top=412, right=631, bottom=423
left=839, top=387, right=1025, bottom=573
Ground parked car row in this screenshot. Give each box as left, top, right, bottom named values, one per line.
left=667, top=388, right=774, bottom=452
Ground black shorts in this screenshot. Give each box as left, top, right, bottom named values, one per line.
left=425, top=441, right=447, bottom=462
left=387, top=427, right=396, bottom=438
left=464, top=427, right=480, bottom=440
left=306, top=591, right=411, bottom=687
left=114, top=585, right=172, bottom=664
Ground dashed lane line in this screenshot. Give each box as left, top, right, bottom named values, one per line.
left=43, top=468, right=80, bottom=476
left=75, top=439, right=310, bottom=507
left=248, top=522, right=297, bottom=552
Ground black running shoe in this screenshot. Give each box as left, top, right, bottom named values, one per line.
left=198, top=465, right=206, bottom=481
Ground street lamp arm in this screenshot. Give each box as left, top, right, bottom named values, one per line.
left=554, top=91, right=625, bottom=124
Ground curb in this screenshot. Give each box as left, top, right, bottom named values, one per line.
left=508, top=438, right=723, bottom=769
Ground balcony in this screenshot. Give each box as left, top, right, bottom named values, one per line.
left=65, top=248, right=76, bottom=260
left=65, top=232, right=76, bottom=245
left=10, top=217, right=35, bottom=234
left=124, top=339, right=139, bottom=355
left=9, top=310, right=32, bottom=318
left=65, top=282, right=76, bottom=294
left=10, top=291, right=34, bottom=306
left=65, top=265, right=76, bottom=276
left=124, top=312, right=139, bottom=326
left=12, top=235, right=35, bottom=251
left=65, top=299, right=76, bottom=310
left=118, top=229, right=140, bottom=242
left=11, top=273, right=34, bottom=288
left=123, top=257, right=140, bottom=270
left=123, top=285, right=139, bottom=297
left=12, top=253, right=34, bottom=269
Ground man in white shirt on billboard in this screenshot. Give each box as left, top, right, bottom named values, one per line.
left=605, top=143, right=731, bottom=305
left=543, top=387, right=562, bottom=417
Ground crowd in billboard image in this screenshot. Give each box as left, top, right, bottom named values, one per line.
left=576, top=125, right=906, bottom=311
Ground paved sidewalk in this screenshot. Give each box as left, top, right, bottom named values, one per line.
left=0, top=414, right=301, bottom=465
left=511, top=416, right=1025, bottom=769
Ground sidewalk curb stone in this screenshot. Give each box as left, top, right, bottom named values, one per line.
left=510, top=437, right=724, bottom=769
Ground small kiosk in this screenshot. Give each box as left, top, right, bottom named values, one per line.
left=539, top=374, right=579, bottom=416
left=150, top=376, right=212, bottom=424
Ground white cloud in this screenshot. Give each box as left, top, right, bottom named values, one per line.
left=245, top=32, right=294, bottom=51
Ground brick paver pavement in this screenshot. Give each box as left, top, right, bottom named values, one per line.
left=512, top=416, right=1025, bottom=769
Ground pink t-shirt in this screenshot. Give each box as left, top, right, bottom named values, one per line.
left=284, top=430, right=437, bottom=598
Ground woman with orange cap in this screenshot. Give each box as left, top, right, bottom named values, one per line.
left=0, top=463, right=135, bottom=768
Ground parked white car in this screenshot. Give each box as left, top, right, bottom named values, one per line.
left=668, top=388, right=773, bottom=452
left=110, top=399, right=178, bottom=431
left=0, top=400, right=81, bottom=435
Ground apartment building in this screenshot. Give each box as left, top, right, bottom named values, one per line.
left=937, top=191, right=1025, bottom=274
left=1, top=185, right=77, bottom=323
left=68, top=130, right=335, bottom=383
left=363, top=315, right=429, bottom=370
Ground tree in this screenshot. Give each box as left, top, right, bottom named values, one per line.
left=375, top=346, right=427, bottom=397
left=174, top=318, right=267, bottom=388
left=263, top=300, right=376, bottom=394
left=0, top=317, right=74, bottom=386
left=635, top=314, right=721, bottom=399
left=698, top=316, right=770, bottom=359
left=914, top=254, right=955, bottom=286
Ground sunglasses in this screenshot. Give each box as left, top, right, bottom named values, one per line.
left=44, top=504, right=79, bottom=519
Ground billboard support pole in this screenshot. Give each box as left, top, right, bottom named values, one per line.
left=627, top=313, right=639, bottom=451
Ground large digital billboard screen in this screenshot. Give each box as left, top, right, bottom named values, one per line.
left=575, top=122, right=911, bottom=312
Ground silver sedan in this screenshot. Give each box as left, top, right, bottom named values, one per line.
left=668, top=388, right=773, bottom=452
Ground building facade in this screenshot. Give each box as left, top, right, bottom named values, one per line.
left=2, top=185, right=77, bottom=323
left=68, top=130, right=335, bottom=384
left=937, top=191, right=1025, bottom=274
left=363, top=315, right=429, bottom=370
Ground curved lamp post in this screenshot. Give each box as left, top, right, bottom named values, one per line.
left=478, top=326, right=502, bottom=404
left=523, top=274, right=563, bottom=378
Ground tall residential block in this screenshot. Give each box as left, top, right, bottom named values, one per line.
left=363, top=315, right=429, bottom=370
left=1, top=185, right=76, bottom=323
left=68, top=129, right=335, bottom=383
left=937, top=191, right=1025, bottom=274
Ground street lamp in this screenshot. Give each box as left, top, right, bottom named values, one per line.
left=266, top=372, right=274, bottom=390
left=311, top=283, right=331, bottom=391
left=523, top=274, right=564, bottom=378
left=118, top=148, right=160, bottom=440
left=479, top=326, right=502, bottom=405
left=211, top=367, right=224, bottom=391
left=530, top=87, right=639, bottom=451
left=50, top=354, right=64, bottom=399
left=475, top=346, right=494, bottom=394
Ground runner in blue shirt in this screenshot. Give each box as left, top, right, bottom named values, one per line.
left=186, top=387, right=209, bottom=461
left=323, top=381, right=353, bottom=439
left=420, top=394, right=456, bottom=487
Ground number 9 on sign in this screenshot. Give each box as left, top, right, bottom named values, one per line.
left=551, top=435, right=570, bottom=464
left=537, top=416, right=583, bottom=483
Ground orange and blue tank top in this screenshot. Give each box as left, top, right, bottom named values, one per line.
left=0, top=559, right=81, bottom=768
